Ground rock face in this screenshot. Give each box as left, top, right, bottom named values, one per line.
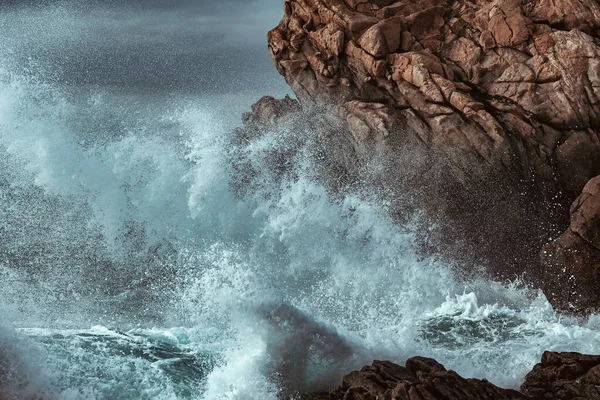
left=302, top=358, right=526, bottom=399
left=522, top=351, right=600, bottom=399
left=241, top=95, right=301, bottom=130
left=299, top=352, right=600, bottom=400
left=541, top=176, right=600, bottom=314
left=265, top=0, right=600, bottom=311
left=268, top=0, right=600, bottom=194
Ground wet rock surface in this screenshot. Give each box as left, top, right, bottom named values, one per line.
left=297, top=352, right=600, bottom=400
left=522, top=351, right=600, bottom=400
left=541, top=176, right=600, bottom=314
left=223, top=2, right=600, bottom=397
left=268, top=0, right=600, bottom=197
left=260, top=0, right=600, bottom=313
left=303, top=358, right=526, bottom=399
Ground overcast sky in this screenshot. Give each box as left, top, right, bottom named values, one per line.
left=0, top=0, right=289, bottom=95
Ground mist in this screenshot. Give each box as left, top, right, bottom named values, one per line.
left=0, top=0, right=289, bottom=94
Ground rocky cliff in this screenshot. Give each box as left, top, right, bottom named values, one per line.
left=299, top=352, right=600, bottom=399
left=261, top=0, right=600, bottom=314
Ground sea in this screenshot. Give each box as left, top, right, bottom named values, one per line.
left=1, top=2, right=600, bottom=399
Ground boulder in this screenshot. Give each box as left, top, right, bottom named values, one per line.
left=241, top=95, right=301, bottom=130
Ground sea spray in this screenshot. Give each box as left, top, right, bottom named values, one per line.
left=1, top=41, right=600, bottom=400
left=0, top=324, right=51, bottom=399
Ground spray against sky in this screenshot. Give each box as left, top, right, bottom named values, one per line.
left=0, top=0, right=289, bottom=94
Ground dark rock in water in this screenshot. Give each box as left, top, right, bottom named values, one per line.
left=298, top=352, right=600, bottom=399
left=541, top=176, right=600, bottom=314
left=522, top=351, right=600, bottom=399
left=300, top=358, right=526, bottom=399
left=249, top=0, right=600, bottom=314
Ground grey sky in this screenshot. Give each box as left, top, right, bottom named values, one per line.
left=0, top=0, right=289, bottom=95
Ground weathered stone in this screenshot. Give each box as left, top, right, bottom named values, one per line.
left=541, top=176, right=600, bottom=314
left=480, top=30, right=496, bottom=51
left=358, top=23, right=388, bottom=57
left=241, top=95, right=301, bottom=130
left=267, top=0, right=600, bottom=314
left=301, top=358, right=526, bottom=399
left=310, top=24, right=345, bottom=57
left=297, top=352, right=600, bottom=399
left=522, top=351, right=600, bottom=400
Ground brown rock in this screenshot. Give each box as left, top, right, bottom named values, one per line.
left=372, top=59, right=387, bottom=77
left=408, top=6, right=445, bottom=40
left=400, top=31, right=414, bottom=52
left=522, top=351, right=600, bottom=400
left=267, top=0, right=600, bottom=314
left=528, top=0, right=600, bottom=34
left=541, top=176, right=600, bottom=314
left=297, top=352, right=600, bottom=399
left=572, top=177, right=600, bottom=248
left=378, top=16, right=403, bottom=53
left=310, top=25, right=345, bottom=57
left=480, top=30, right=496, bottom=51
left=301, top=358, right=526, bottom=400
left=358, top=23, right=388, bottom=57
left=241, top=95, right=301, bottom=130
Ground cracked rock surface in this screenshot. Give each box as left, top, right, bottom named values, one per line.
left=265, top=0, right=600, bottom=314
left=301, top=358, right=527, bottom=399
left=521, top=351, right=600, bottom=400
left=299, top=352, right=600, bottom=399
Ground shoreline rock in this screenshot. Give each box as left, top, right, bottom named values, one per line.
left=260, top=0, right=600, bottom=314
left=227, top=1, right=600, bottom=397
left=298, top=352, right=600, bottom=400
left=541, top=177, right=600, bottom=314
left=228, top=1, right=600, bottom=397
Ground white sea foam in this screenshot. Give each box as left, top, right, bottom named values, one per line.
left=0, top=44, right=599, bottom=400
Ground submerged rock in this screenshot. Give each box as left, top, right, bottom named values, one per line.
left=299, top=352, right=600, bottom=399
left=258, top=0, right=600, bottom=313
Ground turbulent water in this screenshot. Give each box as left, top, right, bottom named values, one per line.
left=1, top=6, right=600, bottom=400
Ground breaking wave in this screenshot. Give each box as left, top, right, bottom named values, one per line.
left=1, top=50, right=600, bottom=400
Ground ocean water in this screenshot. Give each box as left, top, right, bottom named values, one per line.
left=1, top=10, right=600, bottom=400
